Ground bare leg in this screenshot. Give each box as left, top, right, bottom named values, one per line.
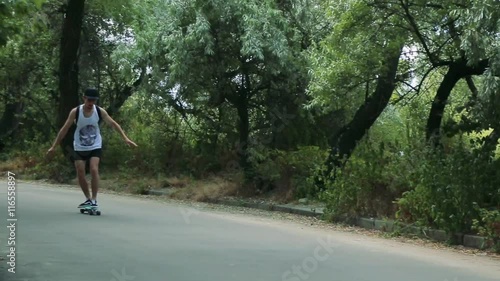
left=75, top=160, right=90, bottom=199
left=89, top=157, right=100, bottom=201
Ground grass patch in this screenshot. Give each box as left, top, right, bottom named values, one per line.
left=0, top=155, right=37, bottom=175
left=168, top=176, right=240, bottom=201
left=2, top=153, right=292, bottom=205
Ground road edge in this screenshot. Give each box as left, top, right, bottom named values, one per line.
left=13, top=179, right=494, bottom=253
left=146, top=189, right=491, bottom=252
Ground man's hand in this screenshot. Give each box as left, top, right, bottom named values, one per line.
left=46, top=146, right=56, bottom=159
left=125, top=138, right=138, bottom=148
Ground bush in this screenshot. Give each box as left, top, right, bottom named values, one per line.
left=396, top=136, right=500, bottom=236
left=3, top=138, right=76, bottom=183
left=99, top=108, right=196, bottom=177
left=472, top=207, right=500, bottom=252
left=247, top=145, right=327, bottom=200
left=320, top=138, right=413, bottom=219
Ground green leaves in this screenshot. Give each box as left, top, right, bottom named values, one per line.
left=133, top=0, right=314, bottom=103
left=453, top=0, right=500, bottom=64
left=306, top=0, right=407, bottom=116
left=34, top=0, right=45, bottom=9
left=0, top=0, right=47, bottom=47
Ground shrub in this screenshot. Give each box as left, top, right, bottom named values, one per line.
left=396, top=136, right=500, bottom=236
left=248, top=145, right=327, bottom=200
left=320, top=138, right=413, bottom=219
left=472, top=207, right=500, bottom=252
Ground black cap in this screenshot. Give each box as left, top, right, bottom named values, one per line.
left=84, top=88, right=99, bottom=100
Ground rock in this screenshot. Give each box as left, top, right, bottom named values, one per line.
left=298, top=198, right=308, bottom=204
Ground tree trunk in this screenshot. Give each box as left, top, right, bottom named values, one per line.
left=425, top=59, right=489, bottom=147
left=105, top=66, right=146, bottom=117
left=235, top=90, right=251, bottom=179
left=319, top=43, right=403, bottom=186
left=57, top=0, right=85, bottom=159
left=0, top=94, right=23, bottom=152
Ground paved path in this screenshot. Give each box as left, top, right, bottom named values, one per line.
left=1, top=182, right=499, bottom=281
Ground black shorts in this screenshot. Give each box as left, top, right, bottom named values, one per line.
left=73, top=149, right=102, bottom=161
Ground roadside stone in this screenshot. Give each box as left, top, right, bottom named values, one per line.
left=426, top=229, right=448, bottom=242
left=357, top=218, right=375, bottom=229
left=374, top=219, right=394, bottom=232
left=463, top=235, right=487, bottom=249
left=298, top=198, right=308, bottom=204
left=148, top=189, right=173, bottom=196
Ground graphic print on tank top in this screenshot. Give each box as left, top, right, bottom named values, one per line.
left=79, top=124, right=98, bottom=146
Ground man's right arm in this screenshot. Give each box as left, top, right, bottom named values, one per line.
left=50, top=108, right=77, bottom=148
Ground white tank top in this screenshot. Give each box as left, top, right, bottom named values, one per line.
left=73, top=105, right=102, bottom=151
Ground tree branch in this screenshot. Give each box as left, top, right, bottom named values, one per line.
left=392, top=63, right=440, bottom=105
left=465, top=76, right=478, bottom=99
left=399, top=0, right=441, bottom=67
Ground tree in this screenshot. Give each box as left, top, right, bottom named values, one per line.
left=57, top=0, right=86, bottom=159
left=0, top=0, right=51, bottom=151
left=307, top=0, right=408, bottom=185
left=134, top=0, right=325, bottom=181
left=365, top=0, right=500, bottom=147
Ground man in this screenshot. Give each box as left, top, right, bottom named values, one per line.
left=47, top=88, right=137, bottom=209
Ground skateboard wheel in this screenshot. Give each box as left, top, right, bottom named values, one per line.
left=80, top=209, right=85, bottom=213
left=96, top=211, right=101, bottom=216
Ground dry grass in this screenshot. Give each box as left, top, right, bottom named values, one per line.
left=87, top=171, right=241, bottom=201
left=165, top=172, right=300, bottom=204
left=169, top=176, right=241, bottom=201
left=7, top=152, right=299, bottom=205
left=0, top=156, right=38, bottom=174
left=83, top=173, right=179, bottom=194
left=92, top=172, right=237, bottom=200
left=166, top=176, right=189, bottom=188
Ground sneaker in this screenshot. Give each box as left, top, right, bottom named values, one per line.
left=78, top=199, right=92, bottom=208
left=91, top=200, right=98, bottom=208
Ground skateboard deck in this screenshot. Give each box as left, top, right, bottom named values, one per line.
left=79, top=205, right=101, bottom=216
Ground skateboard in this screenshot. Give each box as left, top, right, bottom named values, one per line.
left=79, top=206, right=101, bottom=216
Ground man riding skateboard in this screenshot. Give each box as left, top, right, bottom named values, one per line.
left=47, top=88, right=137, bottom=209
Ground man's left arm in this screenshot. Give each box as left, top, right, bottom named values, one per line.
left=100, top=107, right=138, bottom=147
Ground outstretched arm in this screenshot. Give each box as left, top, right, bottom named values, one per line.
left=48, top=108, right=77, bottom=153
left=100, top=107, right=138, bottom=147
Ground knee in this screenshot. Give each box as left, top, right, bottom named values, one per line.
left=90, top=166, right=99, bottom=176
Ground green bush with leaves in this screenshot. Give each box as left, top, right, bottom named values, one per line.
left=248, top=145, right=327, bottom=199
left=320, top=137, right=412, bottom=219
left=396, top=136, right=500, bottom=236
left=472, top=207, right=500, bottom=252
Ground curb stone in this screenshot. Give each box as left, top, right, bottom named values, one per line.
left=146, top=189, right=491, bottom=251
left=374, top=219, right=394, bottom=232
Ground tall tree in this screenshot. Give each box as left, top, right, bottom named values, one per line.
left=57, top=0, right=85, bottom=158
left=364, top=0, right=500, bottom=147
left=79, top=0, right=145, bottom=117
left=0, top=0, right=51, bottom=151
left=307, top=0, right=408, bottom=184
left=134, top=0, right=323, bottom=181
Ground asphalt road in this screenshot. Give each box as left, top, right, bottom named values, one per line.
left=1, top=182, right=499, bottom=281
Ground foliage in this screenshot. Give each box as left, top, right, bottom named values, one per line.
left=248, top=145, right=327, bottom=197
left=319, top=110, right=414, bottom=219
left=396, top=139, right=500, bottom=233
left=472, top=208, right=500, bottom=252
left=307, top=0, right=385, bottom=116
left=0, top=0, right=46, bottom=46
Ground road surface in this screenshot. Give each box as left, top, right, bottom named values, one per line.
left=1, top=182, right=499, bottom=281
